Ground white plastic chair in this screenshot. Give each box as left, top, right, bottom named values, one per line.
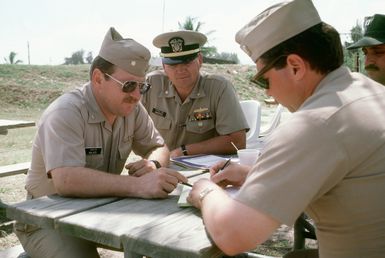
left=240, top=100, right=262, bottom=148
left=259, top=104, right=285, bottom=137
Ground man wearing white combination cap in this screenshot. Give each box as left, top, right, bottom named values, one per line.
left=14, top=27, right=188, bottom=258
left=142, top=30, right=248, bottom=158
left=187, top=0, right=385, bottom=257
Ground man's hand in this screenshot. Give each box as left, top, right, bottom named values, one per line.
left=170, top=147, right=183, bottom=158
left=186, top=178, right=218, bottom=209
left=135, top=168, right=188, bottom=198
left=125, top=159, right=157, bottom=177
left=210, top=161, right=250, bottom=188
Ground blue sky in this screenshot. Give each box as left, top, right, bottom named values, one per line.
left=1, top=0, right=384, bottom=65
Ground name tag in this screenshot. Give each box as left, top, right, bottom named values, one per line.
left=85, top=147, right=102, bottom=155
left=152, top=108, right=167, bottom=117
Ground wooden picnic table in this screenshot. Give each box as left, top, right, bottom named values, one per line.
left=0, top=119, right=35, bottom=135
left=6, top=167, right=224, bottom=258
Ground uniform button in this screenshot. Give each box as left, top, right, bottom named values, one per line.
left=165, top=90, right=168, bottom=94
left=197, top=93, right=200, bottom=96
left=91, top=115, right=95, bottom=119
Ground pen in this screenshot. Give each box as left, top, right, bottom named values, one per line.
left=180, top=182, right=193, bottom=187
left=219, top=158, right=232, bottom=172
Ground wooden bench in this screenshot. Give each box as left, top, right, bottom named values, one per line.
left=0, top=162, right=30, bottom=223
left=0, top=162, right=30, bottom=178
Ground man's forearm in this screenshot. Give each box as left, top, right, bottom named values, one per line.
left=182, top=130, right=246, bottom=156
left=50, top=166, right=140, bottom=197
left=146, top=145, right=170, bottom=167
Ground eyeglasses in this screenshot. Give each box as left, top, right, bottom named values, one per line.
left=104, top=73, right=151, bottom=94
left=251, top=55, right=287, bottom=89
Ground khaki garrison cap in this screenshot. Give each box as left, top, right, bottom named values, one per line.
left=153, top=30, right=207, bottom=64
left=98, top=27, right=150, bottom=77
left=236, top=0, right=321, bottom=62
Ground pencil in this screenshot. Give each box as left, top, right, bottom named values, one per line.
left=230, top=141, right=239, bottom=151
left=180, top=182, right=193, bottom=187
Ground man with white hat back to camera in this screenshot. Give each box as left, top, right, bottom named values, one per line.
left=347, top=14, right=385, bottom=85
left=14, top=27, right=188, bottom=258
left=142, top=30, right=248, bottom=158
left=187, top=0, right=385, bottom=257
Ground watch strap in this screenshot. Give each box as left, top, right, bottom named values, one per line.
left=151, top=160, right=161, bottom=169
left=199, top=187, right=214, bottom=201
left=181, top=144, right=188, bottom=156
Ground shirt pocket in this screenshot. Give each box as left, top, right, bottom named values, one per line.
left=186, top=119, right=215, bottom=134
left=154, top=116, right=172, bottom=130
left=85, top=151, right=104, bottom=170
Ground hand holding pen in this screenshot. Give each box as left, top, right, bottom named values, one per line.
left=218, top=158, right=232, bottom=173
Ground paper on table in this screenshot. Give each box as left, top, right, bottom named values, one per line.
left=171, top=154, right=228, bottom=169
left=177, top=185, right=192, bottom=207
left=177, top=185, right=239, bottom=207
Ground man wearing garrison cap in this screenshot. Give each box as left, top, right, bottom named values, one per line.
left=142, top=30, right=248, bottom=157
left=15, top=27, right=187, bottom=258
left=188, top=1, right=385, bottom=257
left=348, top=14, right=385, bottom=85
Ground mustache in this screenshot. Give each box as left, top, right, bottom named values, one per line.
left=123, top=95, right=140, bottom=104
left=365, top=64, right=379, bottom=71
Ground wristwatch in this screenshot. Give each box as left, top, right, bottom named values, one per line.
left=151, top=160, right=161, bottom=169
left=199, top=187, right=214, bottom=201
left=181, top=144, right=188, bottom=156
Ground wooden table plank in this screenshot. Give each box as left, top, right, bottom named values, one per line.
left=122, top=208, right=223, bottom=258
left=57, top=196, right=183, bottom=249
left=0, top=119, right=35, bottom=129
left=6, top=195, right=120, bottom=229
left=0, top=119, right=35, bottom=135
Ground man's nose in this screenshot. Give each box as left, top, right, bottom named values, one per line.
left=365, top=53, right=376, bottom=66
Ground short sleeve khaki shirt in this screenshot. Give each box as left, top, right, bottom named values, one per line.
left=142, top=70, right=248, bottom=150
left=235, top=67, right=385, bottom=257
left=26, top=83, right=164, bottom=198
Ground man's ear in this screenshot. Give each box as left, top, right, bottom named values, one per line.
left=286, top=54, right=306, bottom=79
left=92, top=68, right=104, bottom=87
left=197, top=53, right=203, bottom=64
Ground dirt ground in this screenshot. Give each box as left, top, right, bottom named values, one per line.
left=0, top=173, right=317, bottom=257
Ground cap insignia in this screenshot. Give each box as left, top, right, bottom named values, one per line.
left=169, top=37, right=184, bottom=53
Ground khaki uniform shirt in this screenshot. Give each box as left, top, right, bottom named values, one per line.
left=25, top=82, right=164, bottom=198
left=142, top=70, right=248, bottom=150
left=236, top=67, right=385, bottom=258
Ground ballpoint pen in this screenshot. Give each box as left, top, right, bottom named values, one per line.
left=180, top=181, right=193, bottom=187
left=219, top=158, right=232, bottom=172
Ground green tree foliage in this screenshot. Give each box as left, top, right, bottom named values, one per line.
left=85, top=51, right=94, bottom=64
left=178, top=16, right=238, bottom=63
left=64, top=50, right=93, bottom=65
left=344, top=22, right=365, bottom=72
left=64, top=49, right=85, bottom=65
left=4, top=51, right=23, bottom=64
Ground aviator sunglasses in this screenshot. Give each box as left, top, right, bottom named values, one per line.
left=251, top=55, right=287, bottom=90
left=104, top=73, right=151, bottom=94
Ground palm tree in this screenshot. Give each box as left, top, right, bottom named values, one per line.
left=178, top=16, right=217, bottom=57
left=4, top=51, right=23, bottom=64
